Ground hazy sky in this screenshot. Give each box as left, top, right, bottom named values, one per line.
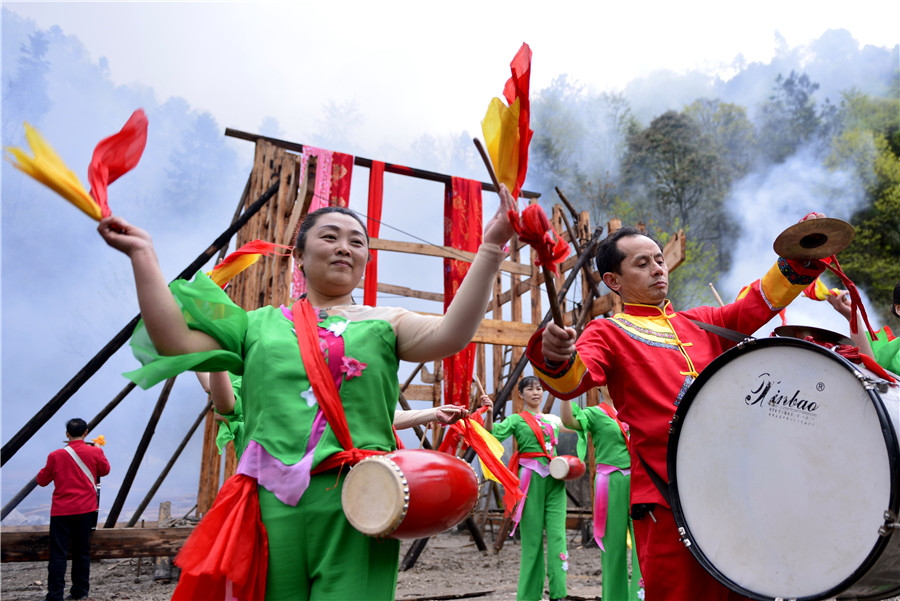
left=2, top=1, right=897, bottom=524
left=8, top=1, right=899, bottom=151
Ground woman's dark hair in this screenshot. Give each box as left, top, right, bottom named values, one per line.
left=66, top=418, right=88, bottom=437
left=518, top=376, right=541, bottom=394
left=892, top=281, right=900, bottom=318
left=594, top=226, right=663, bottom=278
left=293, top=206, right=368, bottom=257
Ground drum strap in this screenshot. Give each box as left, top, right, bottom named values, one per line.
left=635, top=450, right=671, bottom=507
left=688, top=319, right=753, bottom=344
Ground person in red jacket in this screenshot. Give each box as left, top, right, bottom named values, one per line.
left=37, top=418, right=110, bottom=601
left=527, top=216, right=826, bottom=601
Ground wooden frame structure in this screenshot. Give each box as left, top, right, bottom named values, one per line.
left=1, top=129, right=686, bottom=562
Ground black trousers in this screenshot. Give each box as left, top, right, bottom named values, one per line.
left=47, top=512, right=95, bottom=601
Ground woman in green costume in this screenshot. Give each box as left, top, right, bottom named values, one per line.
left=98, top=186, right=515, bottom=601
left=484, top=376, right=569, bottom=601
left=561, top=397, right=643, bottom=601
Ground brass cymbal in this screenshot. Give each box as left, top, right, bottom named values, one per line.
left=773, top=325, right=853, bottom=347
left=773, top=218, right=855, bottom=260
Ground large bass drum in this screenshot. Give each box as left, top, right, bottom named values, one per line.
left=668, top=337, right=900, bottom=601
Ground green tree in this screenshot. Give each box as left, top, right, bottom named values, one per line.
left=757, top=71, right=826, bottom=163
left=684, top=98, right=757, bottom=182
left=530, top=77, right=639, bottom=211
left=622, top=111, right=729, bottom=270
left=826, top=89, right=900, bottom=322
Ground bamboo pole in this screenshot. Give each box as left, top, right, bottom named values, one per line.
left=126, top=401, right=211, bottom=527
left=103, top=377, right=176, bottom=528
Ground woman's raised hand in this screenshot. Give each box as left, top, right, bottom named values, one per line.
left=483, top=183, right=516, bottom=248
left=434, top=405, right=468, bottom=425
left=98, top=215, right=154, bottom=258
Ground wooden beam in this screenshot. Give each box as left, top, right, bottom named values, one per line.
left=369, top=239, right=531, bottom=276
left=224, top=128, right=541, bottom=200
left=356, top=281, right=444, bottom=303
left=1, top=527, right=193, bottom=562
left=407, top=315, right=537, bottom=347
left=402, top=384, right=439, bottom=402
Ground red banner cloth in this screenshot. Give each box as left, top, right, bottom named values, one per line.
left=442, top=178, right=483, bottom=410
left=330, top=152, right=354, bottom=208
left=364, top=161, right=385, bottom=306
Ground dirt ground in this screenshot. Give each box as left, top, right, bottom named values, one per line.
left=0, top=527, right=609, bottom=601
left=3, top=528, right=898, bottom=601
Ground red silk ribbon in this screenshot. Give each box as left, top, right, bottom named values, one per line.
left=508, top=204, right=569, bottom=276
left=88, top=108, right=148, bottom=218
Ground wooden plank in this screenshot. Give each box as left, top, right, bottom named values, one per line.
left=1, top=527, right=194, bottom=562
left=664, top=229, right=686, bottom=270
left=492, top=275, right=502, bottom=393
left=404, top=315, right=536, bottom=347
left=402, top=384, right=439, bottom=402
left=369, top=239, right=531, bottom=276
left=196, top=410, right=220, bottom=517
left=285, top=155, right=315, bottom=248
left=472, top=318, right=536, bottom=347
left=354, top=281, right=443, bottom=303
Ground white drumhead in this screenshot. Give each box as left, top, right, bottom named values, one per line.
left=341, top=457, right=406, bottom=536
left=672, top=340, right=897, bottom=599
left=549, top=456, right=570, bottom=479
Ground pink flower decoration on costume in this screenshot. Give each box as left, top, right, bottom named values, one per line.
left=341, top=356, right=367, bottom=380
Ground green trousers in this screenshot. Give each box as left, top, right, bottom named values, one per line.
left=517, top=471, right=568, bottom=601
left=599, top=470, right=642, bottom=601
left=259, top=473, right=400, bottom=600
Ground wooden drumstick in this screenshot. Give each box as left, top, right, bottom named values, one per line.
left=709, top=282, right=725, bottom=307
left=473, top=373, right=487, bottom=398
left=473, top=138, right=566, bottom=328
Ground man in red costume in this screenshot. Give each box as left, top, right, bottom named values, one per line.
left=526, top=217, right=825, bottom=601
left=37, top=418, right=110, bottom=601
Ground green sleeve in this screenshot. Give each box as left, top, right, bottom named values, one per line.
left=571, top=404, right=593, bottom=463
left=491, top=414, right=519, bottom=443
left=868, top=330, right=900, bottom=375
left=215, top=374, right=244, bottom=456
left=123, top=271, right=249, bottom=389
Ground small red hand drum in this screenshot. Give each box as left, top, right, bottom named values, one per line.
left=549, top=455, right=586, bottom=480
left=341, top=449, right=478, bottom=539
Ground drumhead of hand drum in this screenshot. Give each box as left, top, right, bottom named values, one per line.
left=667, top=337, right=900, bottom=601
left=341, top=456, right=407, bottom=537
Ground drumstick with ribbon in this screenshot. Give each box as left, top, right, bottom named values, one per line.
left=474, top=138, right=569, bottom=327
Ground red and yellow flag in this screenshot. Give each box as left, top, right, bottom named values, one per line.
left=5, top=109, right=148, bottom=221
left=209, top=240, right=293, bottom=288
left=481, top=43, right=533, bottom=199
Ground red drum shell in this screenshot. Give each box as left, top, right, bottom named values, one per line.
left=341, top=449, right=478, bottom=539
left=549, top=455, right=586, bottom=481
